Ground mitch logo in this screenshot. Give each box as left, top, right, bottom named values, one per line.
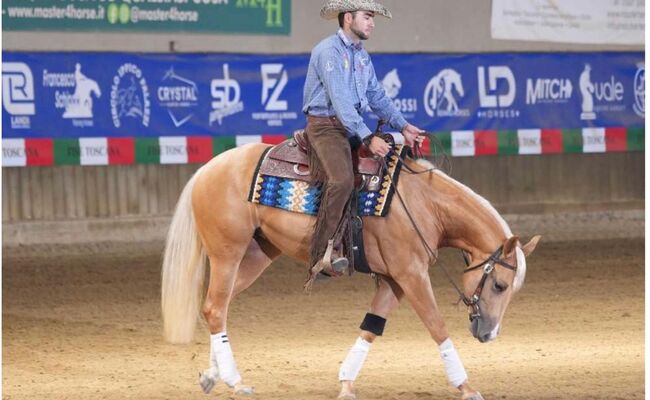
left=478, top=66, right=516, bottom=108
left=261, top=63, right=288, bottom=111
left=526, top=78, right=573, bottom=105
left=2, top=62, right=35, bottom=129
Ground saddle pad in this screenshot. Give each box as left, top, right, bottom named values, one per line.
left=248, top=144, right=406, bottom=217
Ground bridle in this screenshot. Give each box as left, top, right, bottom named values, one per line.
left=377, top=138, right=518, bottom=322
left=461, top=246, right=517, bottom=321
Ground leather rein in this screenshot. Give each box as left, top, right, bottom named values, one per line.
left=377, top=136, right=518, bottom=321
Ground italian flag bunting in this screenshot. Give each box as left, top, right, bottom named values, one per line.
left=1, top=128, right=644, bottom=167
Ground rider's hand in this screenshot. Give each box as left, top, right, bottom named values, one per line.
left=402, top=123, right=425, bottom=147
left=368, top=136, right=390, bottom=157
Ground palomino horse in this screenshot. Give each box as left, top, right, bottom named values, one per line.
left=161, top=142, right=540, bottom=400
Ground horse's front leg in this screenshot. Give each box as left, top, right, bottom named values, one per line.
left=338, top=277, right=403, bottom=400
left=396, top=269, right=483, bottom=400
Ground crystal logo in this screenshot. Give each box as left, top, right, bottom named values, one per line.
left=210, top=64, right=244, bottom=126
left=43, top=63, right=101, bottom=128
left=158, top=67, right=198, bottom=128
left=2, top=62, right=35, bottom=129
left=526, top=78, right=572, bottom=105
left=478, top=66, right=516, bottom=108
left=261, top=63, right=288, bottom=111
left=110, top=63, right=151, bottom=128
left=380, top=69, right=417, bottom=116
left=423, top=69, right=468, bottom=118
left=253, top=63, right=297, bottom=127
left=633, top=62, right=644, bottom=118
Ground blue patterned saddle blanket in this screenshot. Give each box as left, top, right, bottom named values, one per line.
left=247, top=143, right=406, bottom=217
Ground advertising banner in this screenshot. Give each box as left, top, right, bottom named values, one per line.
left=2, top=51, right=644, bottom=166
left=2, top=0, right=290, bottom=34
left=491, top=0, right=644, bottom=45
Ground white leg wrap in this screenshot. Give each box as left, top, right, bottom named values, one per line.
left=439, top=338, right=468, bottom=388
left=338, top=337, right=371, bottom=382
left=211, top=332, right=242, bottom=387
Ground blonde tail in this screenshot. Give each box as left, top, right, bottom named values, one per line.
left=161, top=167, right=207, bottom=343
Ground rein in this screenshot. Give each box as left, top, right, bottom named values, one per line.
left=379, top=143, right=517, bottom=321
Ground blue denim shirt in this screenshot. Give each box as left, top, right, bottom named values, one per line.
left=302, top=29, right=408, bottom=139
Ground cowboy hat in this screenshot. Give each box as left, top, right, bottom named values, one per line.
left=320, top=0, right=392, bottom=20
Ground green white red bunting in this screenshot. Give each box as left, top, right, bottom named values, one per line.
left=1, top=128, right=644, bottom=167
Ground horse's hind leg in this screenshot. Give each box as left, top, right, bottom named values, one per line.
left=338, top=277, right=404, bottom=399
left=200, top=237, right=280, bottom=395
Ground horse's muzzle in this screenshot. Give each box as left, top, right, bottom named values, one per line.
left=470, top=318, right=500, bottom=343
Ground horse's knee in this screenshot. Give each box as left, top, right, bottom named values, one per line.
left=202, top=302, right=227, bottom=332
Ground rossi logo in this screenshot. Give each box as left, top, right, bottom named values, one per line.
left=110, top=63, right=151, bottom=128
left=210, top=64, right=244, bottom=126
left=381, top=69, right=417, bottom=117
left=2, top=62, right=35, bottom=129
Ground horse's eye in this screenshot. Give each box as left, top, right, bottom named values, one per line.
left=493, top=281, right=508, bottom=293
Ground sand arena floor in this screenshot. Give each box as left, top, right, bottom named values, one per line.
left=2, top=211, right=644, bottom=400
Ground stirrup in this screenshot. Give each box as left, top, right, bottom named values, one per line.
left=304, top=240, right=348, bottom=292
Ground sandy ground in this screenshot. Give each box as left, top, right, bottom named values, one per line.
left=2, top=211, right=645, bottom=400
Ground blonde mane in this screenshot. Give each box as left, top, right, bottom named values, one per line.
left=415, top=159, right=526, bottom=290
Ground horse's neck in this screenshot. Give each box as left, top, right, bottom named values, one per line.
left=407, top=166, right=510, bottom=255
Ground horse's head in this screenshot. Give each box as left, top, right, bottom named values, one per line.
left=463, top=235, right=541, bottom=343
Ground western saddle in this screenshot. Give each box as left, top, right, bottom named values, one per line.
left=258, top=129, right=392, bottom=192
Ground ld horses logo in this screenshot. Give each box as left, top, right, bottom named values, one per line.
left=110, top=63, right=151, bottom=128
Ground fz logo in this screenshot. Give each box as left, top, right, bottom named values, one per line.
left=477, top=66, right=516, bottom=108
left=261, top=64, right=288, bottom=111
left=2, top=62, right=36, bottom=116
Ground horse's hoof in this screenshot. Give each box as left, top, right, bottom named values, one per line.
left=199, top=367, right=219, bottom=394
left=462, top=392, right=484, bottom=400
left=233, top=384, right=255, bottom=396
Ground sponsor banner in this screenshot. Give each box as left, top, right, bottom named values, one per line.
left=491, top=0, right=644, bottom=45
left=1, top=128, right=643, bottom=166
left=2, top=51, right=644, bottom=143
left=3, top=0, right=290, bottom=35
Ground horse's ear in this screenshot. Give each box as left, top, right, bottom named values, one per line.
left=502, top=236, right=519, bottom=258
left=522, top=235, right=541, bottom=257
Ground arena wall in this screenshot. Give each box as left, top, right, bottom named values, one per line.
left=2, top=0, right=644, bottom=243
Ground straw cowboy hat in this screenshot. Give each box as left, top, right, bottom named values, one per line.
left=320, top=0, right=392, bottom=20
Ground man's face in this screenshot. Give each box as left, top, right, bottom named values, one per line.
left=350, top=11, right=375, bottom=40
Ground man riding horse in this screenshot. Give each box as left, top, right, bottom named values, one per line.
left=303, top=0, right=425, bottom=278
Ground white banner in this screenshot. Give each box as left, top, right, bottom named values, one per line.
left=491, top=0, right=644, bottom=45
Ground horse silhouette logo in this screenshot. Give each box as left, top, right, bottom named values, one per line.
left=579, top=64, right=596, bottom=121
left=110, top=63, right=151, bottom=128
left=424, top=69, right=465, bottom=117
left=382, top=68, right=401, bottom=99
left=63, top=63, right=101, bottom=119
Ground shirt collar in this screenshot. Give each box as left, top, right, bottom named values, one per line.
left=337, top=29, right=363, bottom=51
